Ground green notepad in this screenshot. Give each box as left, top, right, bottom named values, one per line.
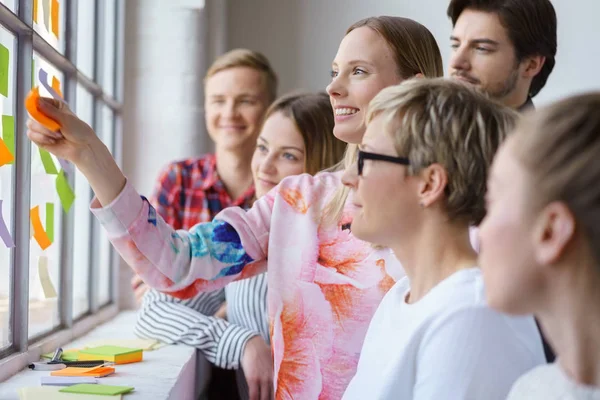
left=59, top=384, right=134, bottom=396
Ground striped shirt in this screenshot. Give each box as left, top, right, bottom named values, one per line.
left=135, top=273, right=268, bottom=398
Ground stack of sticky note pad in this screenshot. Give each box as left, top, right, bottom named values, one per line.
left=18, top=384, right=134, bottom=399
left=77, top=345, right=144, bottom=365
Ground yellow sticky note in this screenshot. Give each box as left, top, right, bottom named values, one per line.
left=0, top=137, right=14, bottom=166
left=18, top=386, right=124, bottom=400
left=56, top=170, right=75, bottom=213
left=85, top=338, right=160, bottom=351
left=38, top=255, right=57, bottom=298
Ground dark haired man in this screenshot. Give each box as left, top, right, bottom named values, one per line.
left=447, top=0, right=557, bottom=111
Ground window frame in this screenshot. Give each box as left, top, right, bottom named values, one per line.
left=0, top=0, right=124, bottom=379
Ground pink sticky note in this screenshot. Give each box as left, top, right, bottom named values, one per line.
left=0, top=199, right=15, bottom=248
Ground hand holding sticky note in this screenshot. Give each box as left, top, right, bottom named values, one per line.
left=25, top=87, right=61, bottom=132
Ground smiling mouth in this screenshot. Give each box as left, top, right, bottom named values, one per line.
left=335, top=108, right=359, bottom=116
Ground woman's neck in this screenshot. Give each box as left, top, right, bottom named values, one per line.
left=392, top=219, right=477, bottom=304
left=538, top=265, right=600, bottom=387
left=215, top=147, right=254, bottom=200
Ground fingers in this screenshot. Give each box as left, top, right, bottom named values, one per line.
left=260, top=379, right=271, bottom=400
left=248, top=380, right=259, bottom=400
left=134, top=283, right=148, bottom=306
left=27, top=129, right=59, bottom=146
left=27, top=118, right=63, bottom=140
left=37, top=97, right=72, bottom=118
left=131, top=274, right=143, bottom=290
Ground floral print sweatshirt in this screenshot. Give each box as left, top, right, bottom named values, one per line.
left=91, top=171, right=402, bottom=399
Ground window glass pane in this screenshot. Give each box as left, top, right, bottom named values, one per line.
left=0, top=26, right=16, bottom=350
left=33, top=0, right=66, bottom=54
left=28, top=54, right=65, bottom=339
left=76, top=0, right=96, bottom=79
left=0, top=0, right=16, bottom=13
left=97, top=105, right=113, bottom=306
left=102, top=0, right=116, bottom=96
left=72, top=86, right=93, bottom=319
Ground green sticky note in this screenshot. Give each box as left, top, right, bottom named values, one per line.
left=55, top=170, right=75, bottom=213
left=0, top=44, right=9, bottom=98
left=1, top=115, right=14, bottom=163
left=45, top=202, right=54, bottom=243
left=39, top=148, right=59, bottom=174
left=59, top=384, right=134, bottom=396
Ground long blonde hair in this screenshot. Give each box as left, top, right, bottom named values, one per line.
left=324, top=16, right=444, bottom=226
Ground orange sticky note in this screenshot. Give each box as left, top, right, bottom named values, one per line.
left=51, top=365, right=115, bottom=378
left=51, top=0, right=59, bottom=38
left=25, top=87, right=61, bottom=132
left=0, top=137, right=13, bottom=166
left=30, top=205, right=51, bottom=250
left=51, top=76, right=62, bottom=98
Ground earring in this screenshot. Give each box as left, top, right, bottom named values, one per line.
left=419, top=201, right=424, bottom=208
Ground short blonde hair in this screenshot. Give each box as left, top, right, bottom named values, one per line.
left=265, top=92, right=346, bottom=175
left=367, top=78, right=518, bottom=225
left=205, top=48, right=278, bottom=103
left=513, top=92, right=600, bottom=264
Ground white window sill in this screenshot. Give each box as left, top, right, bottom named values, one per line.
left=0, top=311, right=211, bottom=400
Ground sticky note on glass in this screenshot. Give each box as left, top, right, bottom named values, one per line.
left=0, top=137, right=13, bottom=166
left=0, top=199, right=15, bottom=248
left=60, top=384, right=134, bottom=396
left=38, top=255, right=57, bottom=298
left=46, top=202, right=54, bottom=242
left=30, top=205, right=51, bottom=250
left=0, top=43, right=9, bottom=98
left=56, top=170, right=74, bottom=212
left=50, top=0, right=59, bottom=38
left=39, top=148, right=59, bottom=174
left=2, top=115, right=14, bottom=164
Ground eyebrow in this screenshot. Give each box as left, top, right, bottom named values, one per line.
left=332, top=59, right=376, bottom=68
left=450, top=36, right=500, bottom=46
left=258, top=137, right=304, bottom=153
left=209, top=93, right=259, bottom=99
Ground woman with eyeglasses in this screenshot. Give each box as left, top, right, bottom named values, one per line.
left=341, top=79, right=546, bottom=399
left=26, top=16, right=443, bottom=399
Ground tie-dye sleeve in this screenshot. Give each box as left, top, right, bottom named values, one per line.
left=90, top=180, right=270, bottom=298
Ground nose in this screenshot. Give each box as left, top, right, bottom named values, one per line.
left=341, top=160, right=359, bottom=189
left=326, top=74, right=348, bottom=100
left=449, top=44, right=470, bottom=73
left=223, top=99, right=239, bottom=119
left=259, top=152, right=277, bottom=175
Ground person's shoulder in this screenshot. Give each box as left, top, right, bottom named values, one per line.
left=507, top=364, right=568, bottom=399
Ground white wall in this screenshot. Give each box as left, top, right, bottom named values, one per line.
left=227, top=0, right=600, bottom=106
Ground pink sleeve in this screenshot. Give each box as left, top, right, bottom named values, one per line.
left=90, top=180, right=271, bottom=299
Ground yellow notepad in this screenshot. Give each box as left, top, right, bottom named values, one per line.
left=18, top=386, right=123, bottom=400
left=60, top=384, right=134, bottom=396
left=78, top=345, right=143, bottom=364
left=84, top=338, right=160, bottom=351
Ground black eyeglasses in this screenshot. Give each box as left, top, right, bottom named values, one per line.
left=357, top=150, right=410, bottom=176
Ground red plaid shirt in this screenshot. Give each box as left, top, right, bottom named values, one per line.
left=150, top=154, right=255, bottom=230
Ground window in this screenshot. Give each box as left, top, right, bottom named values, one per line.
left=0, top=25, right=16, bottom=352
left=0, top=0, right=124, bottom=366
